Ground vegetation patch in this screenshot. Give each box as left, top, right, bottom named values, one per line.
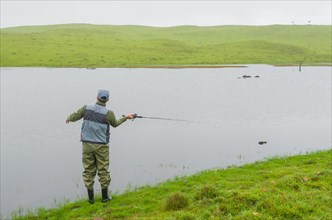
left=164, top=192, right=189, bottom=211
left=195, top=184, right=219, bottom=200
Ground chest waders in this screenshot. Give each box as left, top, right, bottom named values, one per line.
left=82, top=104, right=111, bottom=203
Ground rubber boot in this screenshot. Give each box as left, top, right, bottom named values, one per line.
left=87, top=189, right=94, bottom=204
left=101, top=188, right=111, bottom=203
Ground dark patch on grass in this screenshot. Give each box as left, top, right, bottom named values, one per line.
left=175, top=211, right=195, bottom=220
left=195, top=185, right=218, bottom=200
left=303, top=159, right=317, bottom=165
left=165, top=192, right=189, bottom=211
left=234, top=192, right=260, bottom=206
left=70, top=205, right=80, bottom=211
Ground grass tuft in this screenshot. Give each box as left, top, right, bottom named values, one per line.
left=165, top=192, right=189, bottom=211
left=195, top=185, right=219, bottom=200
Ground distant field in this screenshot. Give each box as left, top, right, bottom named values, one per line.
left=1, top=24, right=331, bottom=67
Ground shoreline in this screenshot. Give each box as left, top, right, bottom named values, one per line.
left=124, top=65, right=248, bottom=69
left=11, top=149, right=332, bottom=219
left=1, top=63, right=331, bottom=69
left=123, top=64, right=332, bottom=69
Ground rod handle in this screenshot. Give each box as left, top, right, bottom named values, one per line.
left=122, top=113, right=138, bottom=118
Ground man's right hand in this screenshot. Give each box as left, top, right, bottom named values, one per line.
left=125, top=113, right=136, bottom=119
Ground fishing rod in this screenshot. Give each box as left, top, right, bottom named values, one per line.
left=123, top=113, right=196, bottom=123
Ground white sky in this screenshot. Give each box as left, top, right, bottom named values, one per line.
left=1, top=0, right=331, bottom=28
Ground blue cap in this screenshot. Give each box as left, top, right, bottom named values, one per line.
left=97, top=89, right=109, bottom=102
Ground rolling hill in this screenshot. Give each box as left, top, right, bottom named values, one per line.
left=1, top=24, right=331, bottom=67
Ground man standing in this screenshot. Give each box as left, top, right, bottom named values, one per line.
left=66, top=89, right=134, bottom=204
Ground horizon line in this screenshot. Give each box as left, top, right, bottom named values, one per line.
left=2, top=22, right=332, bottom=29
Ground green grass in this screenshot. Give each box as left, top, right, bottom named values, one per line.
left=12, top=149, right=332, bottom=219
left=1, top=24, right=331, bottom=67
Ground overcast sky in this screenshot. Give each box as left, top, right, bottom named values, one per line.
left=1, top=0, right=331, bottom=28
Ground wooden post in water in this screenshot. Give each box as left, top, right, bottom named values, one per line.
left=299, top=57, right=305, bottom=72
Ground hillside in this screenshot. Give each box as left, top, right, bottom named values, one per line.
left=1, top=24, right=331, bottom=67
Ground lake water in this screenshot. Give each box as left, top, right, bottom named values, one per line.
left=0, top=65, right=331, bottom=217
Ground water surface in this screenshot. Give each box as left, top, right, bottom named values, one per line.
left=1, top=65, right=331, bottom=217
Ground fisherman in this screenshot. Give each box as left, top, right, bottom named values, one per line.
left=66, top=89, right=134, bottom=204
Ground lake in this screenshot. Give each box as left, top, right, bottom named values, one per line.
left=0, top=65, right=331, bottom=217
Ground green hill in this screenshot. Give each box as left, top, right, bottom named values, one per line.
left=1, top=24, right=331, bottom=67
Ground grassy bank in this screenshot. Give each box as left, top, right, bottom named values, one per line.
left=1, top=24, right=331, bottom=67
left=12, top=149, right=332, bottom=219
